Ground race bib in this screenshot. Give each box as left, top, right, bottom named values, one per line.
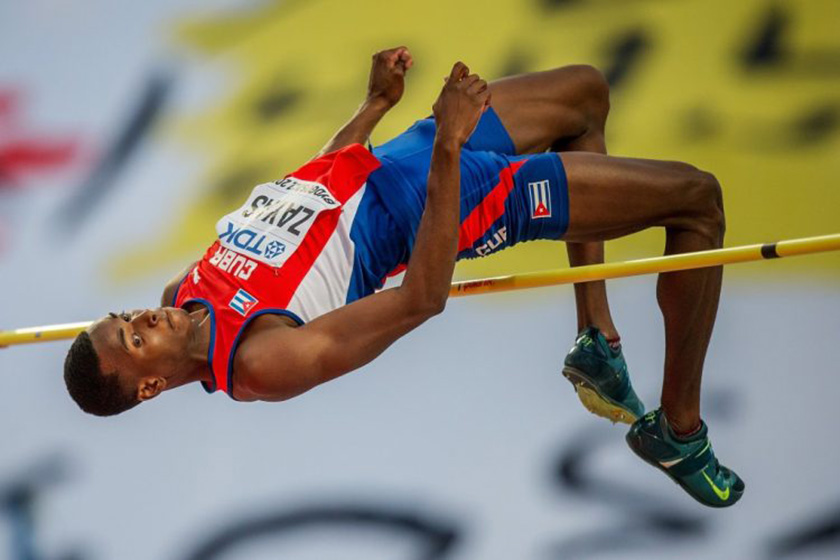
left=215, top=176, right=341, bottom=267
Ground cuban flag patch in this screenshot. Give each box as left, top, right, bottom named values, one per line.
left=528, top=180, right=552, bottom=219
left=229, top=288, right=258, bottom=316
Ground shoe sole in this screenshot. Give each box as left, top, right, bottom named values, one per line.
left=625, top=432, right=741, bottom=508
left=562, top=366, right=639, bottom=425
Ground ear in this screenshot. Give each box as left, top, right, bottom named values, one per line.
left=137, top=377, right=167, bottom=401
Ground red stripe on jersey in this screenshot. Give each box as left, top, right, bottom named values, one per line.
left=291, top=144, right=381, bottom=203
left=387, top=263, right=407, bottom=277
left=248, top=205, right=344, bottom=308
left=457, top=159, right=526, bottom=252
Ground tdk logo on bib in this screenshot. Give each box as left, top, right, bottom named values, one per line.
left=229, top=289, right=258, bottom=316
left=263, top=240, right=286, bottom=259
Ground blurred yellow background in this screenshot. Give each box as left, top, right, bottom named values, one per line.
left=115, top=0, right=839, bottom=283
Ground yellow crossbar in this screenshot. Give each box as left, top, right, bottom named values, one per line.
left=450, top=233, right=840, bottom=297
left=1, top=233, right=838, bottom=347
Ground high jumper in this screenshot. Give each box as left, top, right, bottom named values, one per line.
left=62, top=47, right=743, bottom=507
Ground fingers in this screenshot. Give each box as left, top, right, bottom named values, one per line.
left=394, top=49, right=413, bottom=74
left=445, top=65, right=486, bottom=93
left=377, top=46, right=413, bottom=69
left=378, top=46, right=407, bottom=59
left=397, top=47, right=413, bottom=70
left=465, top=75, right=486, bottom=94
left=448, top=61, right=469, bottom=82
left=460, top=74, right=479, bottom=88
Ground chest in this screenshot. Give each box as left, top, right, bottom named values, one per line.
left=216, top=177, right=343, bottom=268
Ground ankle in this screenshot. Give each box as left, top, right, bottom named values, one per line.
left=578, top=321, right=619, bottom=341
left=662, top=410, right=702, bottom=439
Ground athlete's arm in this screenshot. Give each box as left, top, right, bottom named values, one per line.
left=160, top=261, right=197, bottom=307
left=315, top=47, right=414, bottom=158
left=236, top=62, right=490, bottom=401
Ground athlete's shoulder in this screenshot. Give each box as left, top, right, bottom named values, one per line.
left=230, top=313, right=302, bottom=402
left=161, top=261, right=198, bottom=307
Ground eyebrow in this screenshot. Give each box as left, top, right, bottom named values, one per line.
left=108, top=312, right=130, bottom=353
left=118, top=328, right=129, bottom=352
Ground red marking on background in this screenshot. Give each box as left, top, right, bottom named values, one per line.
left=0, top=86, right=86, bottom=256
left=0, top=90, right=18, bottom=120
left=534, top=201, right=549, bottom=217
left=0, top=87, right=83, bottom=189
left=0, top=141, right=79, bottom=186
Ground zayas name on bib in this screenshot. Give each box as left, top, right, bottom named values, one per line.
left=216, top=177, right=342, bottom=267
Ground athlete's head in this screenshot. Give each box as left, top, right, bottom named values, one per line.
left=64, top=308, right=197, bottom=416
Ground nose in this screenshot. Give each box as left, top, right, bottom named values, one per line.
left=131, top=309, right=158, bottom=328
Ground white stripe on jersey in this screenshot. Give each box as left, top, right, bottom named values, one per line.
left=286, top=185, right=366, bottom=322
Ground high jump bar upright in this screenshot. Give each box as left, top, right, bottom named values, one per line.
left=1, top=233, right=838, bottom=347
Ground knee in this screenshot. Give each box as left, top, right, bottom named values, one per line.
left=565, top=64, right=610, bottom=122
left=685, top=170, right=726, bottom=243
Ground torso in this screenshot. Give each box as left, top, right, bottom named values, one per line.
left=171, top=144, right=384, bottom=399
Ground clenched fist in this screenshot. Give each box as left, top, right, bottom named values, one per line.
left=367, top=46, right=414, bottom=109
left=432, top=62, right=491, bottom=146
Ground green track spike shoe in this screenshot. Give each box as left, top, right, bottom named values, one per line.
left=562, top=326, right=645, bottom=424
left=626, top=409, right=745, bottom=508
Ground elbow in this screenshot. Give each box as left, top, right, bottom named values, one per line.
left=398, top=281, right=450, bottom=322
left=427, top=294, right=448, bottom=317
left=411, top=292, right=448, bottom=320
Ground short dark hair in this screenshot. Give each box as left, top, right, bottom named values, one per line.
left=64, top=332, right=139, bottom=417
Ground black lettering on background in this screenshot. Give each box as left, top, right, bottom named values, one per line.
left=602, top=28, right=650, bottom=89
left=182, top=504, right=460, bottom=560
left=741, top=4, right=840, bottom=77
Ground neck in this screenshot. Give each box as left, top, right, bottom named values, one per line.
left=175, top=305, right=214, bottom=388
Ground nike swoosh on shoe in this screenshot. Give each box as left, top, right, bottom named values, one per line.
left=702, top=470, right=730, bottom=501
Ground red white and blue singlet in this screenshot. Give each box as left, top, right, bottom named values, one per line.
left=173, top=108, right=571, bottom=397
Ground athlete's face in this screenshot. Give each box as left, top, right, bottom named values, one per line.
left=89, top=307, right=196, bottom=401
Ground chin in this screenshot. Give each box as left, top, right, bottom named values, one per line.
left=168, top=307, right=189, bottom=328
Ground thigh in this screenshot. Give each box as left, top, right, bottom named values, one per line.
left=489, top=66, right=600, bottom=155
left=457, top=151, right=570, bottom=259
left=560, top=152, right=705, bottom=243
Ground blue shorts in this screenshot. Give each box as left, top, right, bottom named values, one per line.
left=346, top=108, right=570, bottom=302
